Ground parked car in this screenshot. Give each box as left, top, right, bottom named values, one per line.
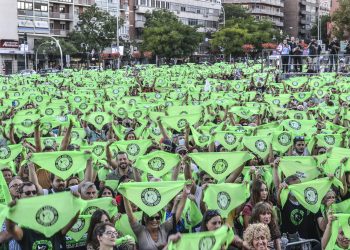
left=88, top=66, right=103, bottom=71
left=38, top=68, right=60, bottom=76
left=19, top=69, right=36, bottom=76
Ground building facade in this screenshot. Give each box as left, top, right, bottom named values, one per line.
left=283, top=0, right=318, bottom=40
left=222, top=0, right=284, bottom=28
left=129, top=0, right=222, bottom=40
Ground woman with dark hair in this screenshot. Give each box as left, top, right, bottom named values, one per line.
left=91, top=222, right=119, bottom=250
left=86, top=210, right=112, bottom=249
left=98, top=186, right=116, bottom=198
left=243, top=179, right=270, bottom=229
left=123, top=189, right=187, bottom=250
left=250, top=202, right=281, bottom=250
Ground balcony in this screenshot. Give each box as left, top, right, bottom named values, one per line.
left=225, top=0, right=284, bottom=7
left=49, top=12, right=73, bottom=20
left=250, top=8, right=284, bottom=17
left=50, top=29, right=68, bottom=36
left=50, top=0, right=73, bottom=4
left=74, top=0, right=94, bottom=6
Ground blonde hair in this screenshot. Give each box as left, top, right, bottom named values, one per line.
left=243, top=223, right=271, bottom=249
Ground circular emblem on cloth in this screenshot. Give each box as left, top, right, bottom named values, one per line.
left=35, top=96, right=43, bottom=102
left=292, top=81, right=298, bottom=86
left=294, top=113, right=303, bottom=120
left=74, top=96, right=81, bottom=102
left=255, top=140, right=267, bottom=152
left=35, top=206, right=59, bottom=227
left=224, top=133, right=236, bottom=145
left=304, top=187, right=318, bottom=205
left=127, top=143, right=140, bottom=156
left=165, top=101, right=173, bottom=107
left=58, top=116, right=68, bottom=122
left=79, top=103, right=88, bottom=110
left=14, top=92, right=20, bottom=97
left=314, top=82, right=319, bottom=87
left=21, top=119, right=33, bottom=127
left=217, top=191, right=231, bottom=210
left=298, top=93, right=305, bottom=99
left=43, top=138, right=55, bottom=147
left=198, top=236, right=216, bottom=250
left=180, top=111, right=188, bottom=115
left=346, top=96, right=350, bottom=101
left=151, top=127, right=161, bottom=136
left=0, top=146, right=11, bottom=160
left=273, top=99, right=280, bottom=105
left=236, top=127, right=246, bottom=133
left=148, top=157, right=165, bottom=171
left=278, top=132, right=291, bottom=146
left=94, top=115, right=104, bottom=125
left=55, top=154, right=73, bottom=171
left=83, top=206, right=99, bottom=215
left=118, top=107, right=126, bottom=115
left=93, top=145, right=104, bottom=156
left=212, top=159, right=228, bottom=174
left=45, top=108, right=54, bottom=115
left=133, top=110, right=142, bottom=118
left=141, top=188, right=161, bottom=206
left=177, top=93, right=184, bottom=99
left=177, top=119, right=187, bottom=128
left=324, top=135, right=335, bottom=145
left=70, top=218, right=85, bottom=233
left=199, top=135, right=210, bottom=143
left=71, top=131, right=79, bottom=140
left=128, top=99, right=136, bottom=105
left=290, top=209, right=304, bottom=226
left=155, top=93, right=161, bottom=99
left=317, top=90, right=323, bottom=96
left=289, top=120, right=301, bottom=130
left=113, top=89, right=119, bottom=94
left=235, top=83, right=241, bottom=89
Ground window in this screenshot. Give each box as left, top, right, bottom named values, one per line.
left=188, top=19, right=198, bottom=26
left=161, top=1, right=165, bottom=8
left=50, top=22, right=54, bottom=29
left=156, top=1, right=160, bottom=8
left=60, top=23, right=65, bottom=30
left=34, top=3, right=48, bottom=12
left=151, top=0, right=155, bottom=7
left=59, top=6, right=65, bottom=13
left=180, top=6, right=185, bottom=11
left=18, top=2, right=33, bottom=10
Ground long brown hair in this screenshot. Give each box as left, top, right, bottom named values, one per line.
left=251, top=179, right=269, bottom=206
left=250, top=202, right=281, bottom=240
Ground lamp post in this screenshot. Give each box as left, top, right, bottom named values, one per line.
left=81, top=43, right=89, bottom=68
left=49, top=36, right=63, bottom=70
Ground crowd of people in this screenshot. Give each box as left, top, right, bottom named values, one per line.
left=276, top=36, right=350, bottom=73
left=0, top=63, right=349, bottom=250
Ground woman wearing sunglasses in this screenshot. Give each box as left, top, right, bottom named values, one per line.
left=123, top=188, right=188, bottom=250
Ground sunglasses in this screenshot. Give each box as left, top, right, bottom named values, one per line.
left=23, top=190, right=37, bottom=196
left=147, top=215, right=161, bottom=221
left=295, top=136, right=305, bottom=140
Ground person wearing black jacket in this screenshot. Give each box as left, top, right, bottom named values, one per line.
left=329, top=37, right=340, bottom=72
left=291, top=39, right=303, bottom=72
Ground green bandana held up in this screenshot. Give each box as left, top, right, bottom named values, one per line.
left=280, top=177, right=343, bottom=213
left=279, top=156, right=320, bottom=182
left=0, top=171, right=11, bottom=205
left=135, top=151, right=181, bottom=178
left=83, top=112, right=113, bottom=130
left=0, top=144, right=23, bottom=165
left=67, top=215, right=91, bottom=242
left=161, top=113, right=202, bottom=132
left=190, top=126, right=213, bottom=148
left=26, top=137, right=64, bottom=149
left=30, top=151, right=91, bottom=180
left=117, top=181, right=185, bottom=216
left=214, top=131, right=244, bottom=151
left=182, top=199, right=203, bottom=231
left=272, top=131, right=293, bottom=154
left=189, top=152, right=252, bottom=182
left=242, top=135, right=272, bottom=160
left=168, top=225, right=234, bottom=250
left=203, top=183, right=249, bottom=218
left=7, top=192, right=84, bottom=237
left=114, top=139, right=152, bottom=161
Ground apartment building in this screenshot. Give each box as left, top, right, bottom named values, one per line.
left=222, top=0, right=284, bottom=28
left=129, top=0, right=222, bottom=40
left=283, top=0, right=318, bottom=39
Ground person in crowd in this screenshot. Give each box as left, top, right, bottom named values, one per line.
left=243, top=223, right=271, bottom=250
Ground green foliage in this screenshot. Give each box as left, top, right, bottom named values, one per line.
left=34, top=38, right=78, bottom=56
left=223, top=4, right=250, bottom=20
left=311, top=15, right=331, bottom=42
left=141, top=10, right=203, bottom=60
left=332, top=0, right=350, bottom=39
left=68, top=4, right=122, bottom=52
left=211, top=17, right=279, bottom=56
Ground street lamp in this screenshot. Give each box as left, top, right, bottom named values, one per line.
left=35, top=41, right=52, bottom=72
left=49, top=36, right=63, bottom=70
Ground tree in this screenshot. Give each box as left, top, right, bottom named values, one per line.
left=223, top=4, right=250, bottom=20
left=68, top=4, right=122, bottom=53
left=331, top=0, right=350, bottom=39
left=311, top=15, right=331, bottom=42
left=211, top=18, right=279, bottom=56
left=34, top=38, right=78, bottom=56
left=141, top=10, right=203, bottom=61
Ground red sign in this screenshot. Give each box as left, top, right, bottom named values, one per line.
left=0, top=40, right=19, bottom=48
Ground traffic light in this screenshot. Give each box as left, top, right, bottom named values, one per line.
left=24, top=33, right=27, bottom=44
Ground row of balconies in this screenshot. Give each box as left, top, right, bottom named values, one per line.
left=225, top=0, right=284, bottom=8
left=249, top=8, right=284, bottom=17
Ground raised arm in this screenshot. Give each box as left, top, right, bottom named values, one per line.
left=34, top=120, right=42, bottom=152
left=27, top=160, right=44, bottom=195
left=60, top=119, right=73, bottom=151
left=123, top=196, right=137, bottom=225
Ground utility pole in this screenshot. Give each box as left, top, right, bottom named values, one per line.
left=24, top=33, right=27, bottom=70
